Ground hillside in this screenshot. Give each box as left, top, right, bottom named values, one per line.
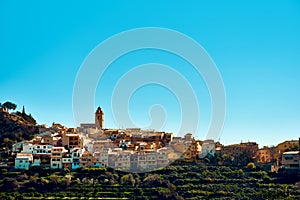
left=0, top=162, right=299, bottom=199
left=0, top=111, right=38, bottom=149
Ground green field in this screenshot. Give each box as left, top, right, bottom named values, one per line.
left=0, top=162, right=299, bottom=200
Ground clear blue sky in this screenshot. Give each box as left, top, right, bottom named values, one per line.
left=1, top=1, right=300, bottom=147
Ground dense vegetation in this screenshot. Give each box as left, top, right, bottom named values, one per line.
left=0, top=161, right=299, bottom=200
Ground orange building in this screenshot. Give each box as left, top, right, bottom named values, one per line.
left=256, top=146, right=274, bottom=163
left=62, top=133, right=83, bottom=149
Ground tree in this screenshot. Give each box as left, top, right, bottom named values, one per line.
left=246, top=162, right=256, bottom=170
left=121, top=174, right=136, bottom=187
left=49, top=174, right=61, bottom=187
left=2, top=101, right=17, bottom=112
left=22, top=105, right=25, bottom=114
left=142, top=174, right=163, bottom=187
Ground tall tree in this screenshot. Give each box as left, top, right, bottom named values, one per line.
left=2, top=101, right=17, bottom=112
left=22, top=106, right=25, bottom=114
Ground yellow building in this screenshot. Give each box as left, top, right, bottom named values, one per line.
left=256, top=147, right=272, bottom=163
left=221, top=142, right=258, bottom=164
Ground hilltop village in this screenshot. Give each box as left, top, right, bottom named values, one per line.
left=0, top=106, right=299, bottom=173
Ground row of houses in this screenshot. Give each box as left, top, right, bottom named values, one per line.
left=174, top=137, right=300, bottom=171
left=10, top=115, right=300, bottom=172
left=14, top=144, right=169, bottom=171
left=12, top=128, right=300, bottom=172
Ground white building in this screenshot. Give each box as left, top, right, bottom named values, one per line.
left=146, top=152, right=157, bottom=170
left=138, top=153, right=147, bottom=170
left=201, top=139, right=215, bottom=158
left=157, top=148, right=168, bottom=168
left=97, top=148, right=111, bottom=165
left=78, top=123, right=98, bottom=134
left=184, top=133, right=193, bottom=142
left=21, top=143, right=53, bottom=155
left=50, top=147, right=67, bottom=169
left=282, top=151, right=300, bottom=171
left=12, top=141, right=29, bottom=153
left=115, top=151, right=131, bottom=169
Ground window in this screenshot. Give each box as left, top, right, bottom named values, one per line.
left=285, top=155, right=293, bottom=160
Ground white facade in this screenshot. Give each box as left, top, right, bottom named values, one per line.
left=282, top=151, right=300, bottom=171
left=21, top=143, right=53, bottom=155
left=12, top=141, right=28, bottom=153
left=79, top=123, right=98, bottom=134
left=98, top=148, right=110, bottom=165
left=146, top=152, right=157, bottom=169
left=50, top=147, right=66, bottom=169
left=115, top=153, right=131, bottom=169
left=85, top=143, right=94, bottom=153
left=157, top=148, right=168, bottom=167
left=201, top=140, right=216, bottom=158
left=138, top=153, right=147, bottom=169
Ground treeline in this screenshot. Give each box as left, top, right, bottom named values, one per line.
left=0, top=162, right=299, bottom=199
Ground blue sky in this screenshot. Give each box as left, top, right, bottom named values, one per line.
left=1, top=1, right=300, bottom=147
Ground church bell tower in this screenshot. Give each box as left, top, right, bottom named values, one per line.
left=95, top=107, right=104, bottom=130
